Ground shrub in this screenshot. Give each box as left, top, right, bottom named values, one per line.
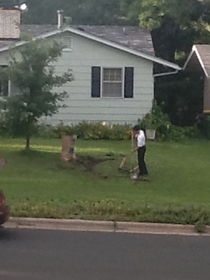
left=0, top=103, right=7, bottom=136
left=10, top=199, right=210, bottom=229
left=199, top=115, right=210, bottom=140
left=22, top=121, right=201, bottom=142
left=76, top=122, right=110, bottom=140
left=195, top=219, right=206, bottom=233
left=108, top=124, right=131, bottom=140
left=37, top=121, right=132, bottom=141
left=161, top=125, right=200, bottom=142
left=49, top=122, right=76, bottom=139
left=139, top=101, right=201, bottom=142
left=140, top=100, right=170, bottom=131
left=0, top=118, right=6, bottom=136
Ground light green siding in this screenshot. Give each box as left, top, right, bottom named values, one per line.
left=50, top=32, right=154, bottom=125
left=0, top=31, right=154, bottom=125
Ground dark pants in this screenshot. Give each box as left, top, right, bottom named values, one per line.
left=137, top=146, right=148, bottom=176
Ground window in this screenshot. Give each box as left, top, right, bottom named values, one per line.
left=0, top=65, right=9, bottom=96
left=102, top=68, right=122, bottom=98
left=0, top=80, right=8, bottom=96
left=62, top=35, right=72, bottom=51
left=10, top=82, right=21, bottom=96
left=91, top=66, right=134, bottom=98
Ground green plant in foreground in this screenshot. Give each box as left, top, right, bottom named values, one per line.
left=195, top=219, right=206, bottom=233
left=9, top=199, right=210, bottom=228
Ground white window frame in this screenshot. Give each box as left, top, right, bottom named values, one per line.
left=101, top=67, right=124, bottom=98
left=1, top=79, right=20, bottom=97
left=8, top=80, right=11, bottom=96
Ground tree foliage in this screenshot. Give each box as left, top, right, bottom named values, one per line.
left=155, top=72, right=204, bottom=126
left=0, top=0, right=22, bottom=8
left=120, top=0, right=210, bottom=61
left=120, top=0, right=209, bottom=125
left=21, top=0, right=210, bottom=58
left=0, top=39, right=73, bottom=149
left=7, top=0, right=210, bottom=126
left=22, top=0, right=126, bottom=25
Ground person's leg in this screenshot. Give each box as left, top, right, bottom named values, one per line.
left=138, top=146, right=148, bottom=176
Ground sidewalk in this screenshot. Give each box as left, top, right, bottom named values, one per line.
left=4, top=217, right=210, bottom=236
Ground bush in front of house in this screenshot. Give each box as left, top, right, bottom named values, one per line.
left=158, top=125, right=201, bottom=142
left=0, top=94, right=203, bottom=142
left=140, top=101, right=170, bottom=132
left=11, top=120, right=202, bottom=141
left=0, top=119, right=202, bottom=141
left=139, top=101, right=202, bottom=141
left=44, top=121, right=132, bottom=140
left=199, top=115, right=210, bottom=140
left=0, top=118, right=6, bottom=136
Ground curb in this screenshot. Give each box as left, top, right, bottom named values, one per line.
left=4, top=217, right=210, bottom=236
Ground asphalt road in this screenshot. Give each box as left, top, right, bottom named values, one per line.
left=0, top=228, right=210, bottom=280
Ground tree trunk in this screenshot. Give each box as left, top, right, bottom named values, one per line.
left=26, top=137, right=30, bottom=149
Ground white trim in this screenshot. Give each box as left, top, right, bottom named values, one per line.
left=203, top=110, right=210, bottom=114
left=8, top=79, right=11, bottom=96
left=0, top=26, right=181, bottom=70
left=154, top=69, right=179, bottom=78
left=183, top=48, right=194, bottom=70
left=183, top=45, right=209, bottom=78
left=100, top=67, right=102, bottom=98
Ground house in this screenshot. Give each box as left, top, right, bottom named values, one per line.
left=184, top=45, right=210, bottom=115
left=0, top=9, right=181, bottom=125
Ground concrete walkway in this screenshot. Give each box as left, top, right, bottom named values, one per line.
left=4, top=217, right=210, bottom=236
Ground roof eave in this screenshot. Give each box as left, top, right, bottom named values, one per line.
left=0, top=26, right=181, bottom=70
left=184, top=45, right=209, bottom=78
left=64, top=27, right=181, bottom=70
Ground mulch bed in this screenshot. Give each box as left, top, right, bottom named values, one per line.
left=0, top=158, right=6, bottom=167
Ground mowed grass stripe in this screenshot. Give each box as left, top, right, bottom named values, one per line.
left=0, top=138, right=210, bottom=217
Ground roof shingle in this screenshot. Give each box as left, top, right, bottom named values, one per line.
left=194, top=45, right=210, bottom=77
left=0, top=24, right=154, bottom=56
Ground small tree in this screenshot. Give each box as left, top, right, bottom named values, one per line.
left=0, top=39, right=73, bottom=149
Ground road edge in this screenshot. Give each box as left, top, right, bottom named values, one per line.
left=4, top=217, right=210, bottom=236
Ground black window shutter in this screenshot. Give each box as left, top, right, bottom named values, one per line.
left=124, top=67, right=134, bottom=98
left=91, top=66, right=101, bottom=98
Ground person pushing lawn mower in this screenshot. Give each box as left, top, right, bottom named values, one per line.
left=132, top=125, right=148, bottom=178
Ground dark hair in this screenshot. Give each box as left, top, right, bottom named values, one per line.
left=133, top=125, right=140, bottom=131
left=133, top=125, right=145, bottom=132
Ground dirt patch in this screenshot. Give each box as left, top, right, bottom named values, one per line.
left=57, top=154, right=115, bottom=177
left=0, top=158, right=6, bottom=167
left=75, top=155, right=114, bottom=172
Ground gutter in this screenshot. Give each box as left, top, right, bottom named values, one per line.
left=153, top=69, right=180, bottom=78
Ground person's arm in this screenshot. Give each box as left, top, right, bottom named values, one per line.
left=132, top=133, right=139, bottom=152
left=133, top=146, right=138, bottom=152
left=133, top=131, right=145, bottom=152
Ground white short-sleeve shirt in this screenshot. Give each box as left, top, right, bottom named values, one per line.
left=136, top=130, right=146, bottom=147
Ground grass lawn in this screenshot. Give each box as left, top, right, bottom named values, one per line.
left=0, top=137, right=210, bottom=224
